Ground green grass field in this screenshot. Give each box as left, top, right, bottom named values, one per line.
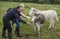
left=0, top=2, right=60, bottom=39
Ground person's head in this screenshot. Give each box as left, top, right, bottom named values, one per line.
left=17, top=3, right=24, bottom=12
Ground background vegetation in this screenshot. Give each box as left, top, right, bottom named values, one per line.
left=0, top=0, right=60, bottom=4
left=0, top=2, right=60, bottom=39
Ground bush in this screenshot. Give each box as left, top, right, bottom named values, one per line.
left=0, top=0, right=60, bottom=4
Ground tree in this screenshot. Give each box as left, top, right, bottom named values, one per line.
left=33, top=0, right=39, bottom=3
left=49, top=0, right=54, bottom=4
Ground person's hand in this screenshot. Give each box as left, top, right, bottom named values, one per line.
left=20, top=13, right=31, bottom=19
left=26, top=16, right=31, bottom=19
left=27, top=22, right=32, bottom=26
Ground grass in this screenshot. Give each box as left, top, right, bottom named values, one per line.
left=0, top=2, right=60, bottom=39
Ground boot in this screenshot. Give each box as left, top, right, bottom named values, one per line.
left=15, top=27, right=22, bottom=37
left=15, top=27, right=17, bottom=34
left=2, top=31, right=8, bottom=38
left=8, top=32, right=12, bottom=39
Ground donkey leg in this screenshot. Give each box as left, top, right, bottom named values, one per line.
left=38, top=26, right=40, bottom=36
left=48, top=18, right=55, bottom=29
left=36, top=23, right=40, bottom=36
left=33, top=24, right=37, bottom=36
left=48, top=19, right=52, bottom=30
left=51, top=19, right=55, bottom=29
left=34, top=26, right=37, bottom=32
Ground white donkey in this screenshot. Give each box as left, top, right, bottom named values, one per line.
left=29, top=7, right=58, bottom=30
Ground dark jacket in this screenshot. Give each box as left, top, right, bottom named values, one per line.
left=3, top=8, right=27, bottom=27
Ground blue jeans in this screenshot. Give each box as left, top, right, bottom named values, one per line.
left=12, top=18, right=27, bottom=36
left=12, top=19, right=20, bottom=28
left=12, top=18, right=27, bottom=28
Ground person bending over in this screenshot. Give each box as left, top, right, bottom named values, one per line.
left=2, top=4, right=31, bottom=39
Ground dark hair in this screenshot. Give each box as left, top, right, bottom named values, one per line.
left=16, top=6, right=20, bottom=9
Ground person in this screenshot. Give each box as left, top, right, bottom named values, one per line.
left=4, top=8, right=30, bottom=37
left=2, top=4, right=31, bottom=39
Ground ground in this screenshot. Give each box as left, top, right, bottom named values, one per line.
left=0, top=2, right=60, bottom=39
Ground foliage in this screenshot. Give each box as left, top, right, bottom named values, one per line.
left=0, top=2, right=60, bottom=39
left=0, top=0, right=60, bottom=4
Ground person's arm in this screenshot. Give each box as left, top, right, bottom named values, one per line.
left=14, top=13, right=31, bottom=25
left=4, top=12, right=7, bottom=15
left=16, top=18, right=31, bottom=27
left=14, top=13, right=28, bottom=24
left=18, top=18, right=32, bottom=25
left=20, top=13, right=31, bottom=19
left=18, top=18, right=27, bottom=24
